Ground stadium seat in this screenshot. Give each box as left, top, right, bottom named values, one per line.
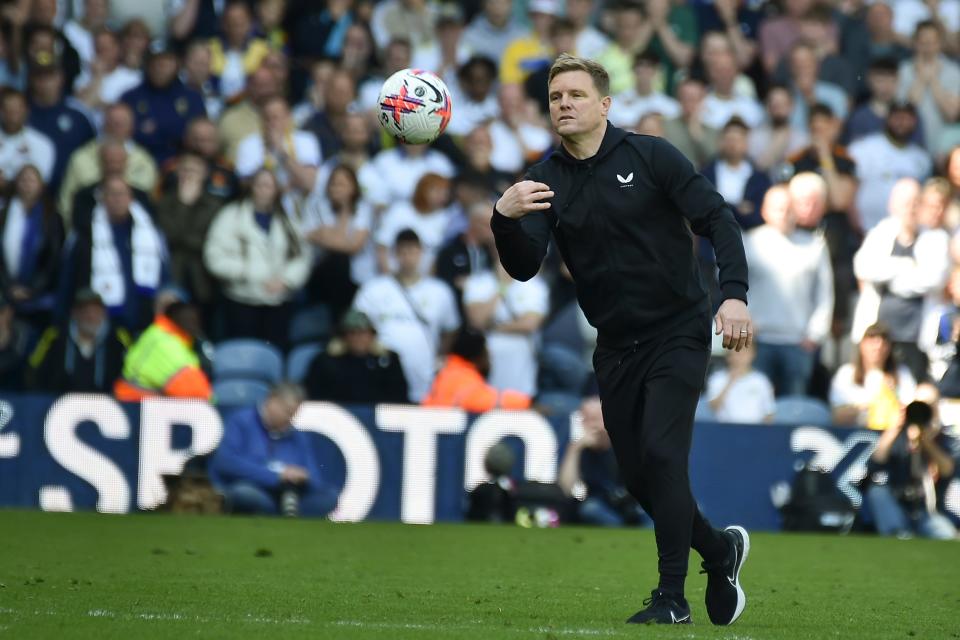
left=772, top=395, right=833, bottom=426
left=286, top=343, right=324, bottom=382
left=213, top=379, right=271, bottom=407
left=288, top=305, right=333, bottom=346
left=213, top=339, right=284, bottom=383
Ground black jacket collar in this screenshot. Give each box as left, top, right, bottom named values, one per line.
left=553, top=121, right=630, bottom=165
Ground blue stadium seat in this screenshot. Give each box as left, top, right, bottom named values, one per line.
left=289, top=305, right=333, bottom=346
left=286, top=343, right=324, bottom=383
left=773, top=395, right=833, bottom=426
left=213, top=339, right=284, bottom=383
left=213, top=379, right=271, bottom=407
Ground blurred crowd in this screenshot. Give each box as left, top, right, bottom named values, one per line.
left=0, top=0, right=958, bottom=435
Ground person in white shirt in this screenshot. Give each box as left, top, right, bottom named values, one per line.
left=849, top=102, right=933, bottom=232
left=702, top=49, right=765, bottom=130
left=488, top=83, right=552, bottom=175
left=744, top=183, right=834, bottom=396
left=461, top=0, right=527, bottom=65
left=363, top=142, right=456, bottom=209
left=566, top=0, right=609, bottom=60
left=0, top=89, right=55, bottom=188
left=376, top=172, right=453, bottom=275
left=411, top=6, right=473, bottom=89
left=706, top=340, right=775, bottom=423
left=891, top=1, right=960, bottom=55
left=608, top=50, right=680, bottom=130
left=75, top=29, right=142, bottom=111
left=352, top=229, right=461, bottom=402
left=851, top=177, right=950, bottom=381
left=63, top=0, right=108, bottom=76
left=786, top=41, right=849, bottom=132
left=446, top=55, right=500, bottom=137
left=464, top=259, right=549, bottom=397
left=357, top=38, right=413, bottom=115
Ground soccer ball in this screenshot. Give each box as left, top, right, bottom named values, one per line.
left=377, top=68, right=453, bottom=145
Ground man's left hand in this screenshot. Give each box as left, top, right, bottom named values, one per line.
left=715, top=299, right=753, bottom=352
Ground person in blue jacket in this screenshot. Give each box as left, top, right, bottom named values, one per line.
left=121, top=45, right=206, bottom=166
left=209, top=381, right=339, bottom=517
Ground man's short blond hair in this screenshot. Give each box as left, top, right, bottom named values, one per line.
left=547, top=53, right=610, bottom=97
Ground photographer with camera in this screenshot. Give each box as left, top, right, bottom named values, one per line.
left=865, top=393, right=957, bottom=539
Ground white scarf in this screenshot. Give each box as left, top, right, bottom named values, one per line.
left=2, top=197, right=25, bottom=277
left=90, top=200, right=163, bottom=307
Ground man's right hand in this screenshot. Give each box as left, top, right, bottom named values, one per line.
left=280, top=466, right=309, bottom=485
left=496, top=181, right=554, bottom=219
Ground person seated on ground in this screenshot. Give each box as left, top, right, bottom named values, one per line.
left=864, top=398, right=957, bottom=540
left=705, top=338, right=776, bottom=424
left=558, top=394, right=645, bottom=527
left=27, top=288, right=129, bottom=394
left=208, top=382, right=339, bottom=518
left=113, top=301, right=212, bottom=402
left=830, top=322, right=917, bottom=429
left=422, top=327, right=532, bottom=412
left=305, top=310, right=408, bottom=405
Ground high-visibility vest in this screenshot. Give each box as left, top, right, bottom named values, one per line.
left=422, top=355, right=531, bottom=413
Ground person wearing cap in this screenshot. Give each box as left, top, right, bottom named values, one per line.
left=0, top=292, right=32, bottom=391
left=120, top=45, right=207, bottom=166
left=849, top=101, right=933, bottom=233
left=26, top=288, right=130, bottom=394
left=0, top=88, right=55, bottom=190
left=26, top=52, right=96, bottom=191
left=304, top=309, right=408, bottom=405
left=499, top=0, right=561, bottom=86
left=114, top=300, right=212, bottom=402
left=422, top=327, right=532, bottom=412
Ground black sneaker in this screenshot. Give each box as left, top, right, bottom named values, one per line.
left=701, top=525, right=750, bottom=625
left=625, top=589, right=691, bottom=625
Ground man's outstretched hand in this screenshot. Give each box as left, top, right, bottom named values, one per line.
left=715, top=299, right=753, bottom=352
left=496, top=181, right=554, bottom=219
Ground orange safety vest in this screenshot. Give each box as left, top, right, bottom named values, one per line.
left=422, top=355, right=532, bottom=413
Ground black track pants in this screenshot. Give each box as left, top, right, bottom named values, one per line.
left=592, top=313, right=729, bottom=588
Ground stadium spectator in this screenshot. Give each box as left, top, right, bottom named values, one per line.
left=254, top=0, right=288, bottom=51
left=352, top=229, right=460, bottom=402
left=26, top=52, right=96, bottom=191
left=370, top=0, right=437, bottom=52
left=597, top=2, right=652, bottom=97
left=364, top=141, right=455, bottom=210
left=499, top=0, right=559, bottom=86
left=301, top=163, right=374, bottom=319
left=0, top=88, right=54, bottom=189
left=695, top=1, right=762, bottom=71
left=919, top=265, right=960, bottom=382
left=154, top=152, right=223, bottom=312
left=305, top=309, right=409, bottom=405
left=759, top=0, right=817, bottom=73
left=898, top=21, right=960, bottom=159
left=662, top=77, right=718, bottom=168
left=120, top=45, right=206, bottom=166
left=0, top=165, right=64, bottom=329
left=436, top=201, right=495, bottom=309
left=862, top=1, right=913, bottom=64
left=0, top=291, right=32, bottom=390
left=26, top=287, right=129, bottom=394
left=694, top=30, right=759, bottom=98
left=635, top=112, right=665, bottom=137
left=208, top=1, right=270, bottom=102
left=59, top=103, right=158, bottom=227
left=607, top=50, right=680, bottom=131
left=217, top=65, right=280, bottom=164
left=447, top=55, right=500, bottom=137
left=488, top=83, right=552, bottom=176
left=641, top=0, right=699, bottom=93
left=705, top=338, right=775, bottom=423
left=464, top=256, right=549, bottom=398
left=302, top=68, right=356, bottom=161
left=60, top=176, right=168, bottom=333
left=411, top=4, right=471, bottom=88
left=63, top=0, right=109, bottom=76
left=311, top=112, right=377, bottom=198
left=74, top=28, right=142, bottom=110
left=181, top=39, right=223, bottom=121
left=865, top=399, right=957, bottom=539
left=162, top=116, right=238, bottom=202
left=19, top=4, right=83, bottom=91
left=459, top=125, right=517, bottom=200
left=566, top=0, right=609, bottom=61
left=461, top=0, right=526, bottom=66
left=702, top=49, right=765, bottom=130
left=113, top=301, right=211, bottom=402
left=845, top=57, right=914, bottom=145
left=849, top=102, right=932, bottom=232
left=851, top=178, right=950, bottom=380
left=376, top=172, right=453, bottom=275
left=785, top=41, right=849, bottom=131
left=558, top=395, right=644, bottom=526
left=524, top=16, right=578, bottom=117
left=203, top=168, right=310, bottom=349
left=786, top=5, right=858, bottom=97
left=209, top=382, right=339, bottom=518
left=702, top=117, right=771, bottom=230
left=744, top=184, right=834, bottom=396
left=357, top=37, right=413, bottom=115
left=830, top=322, right=918, bottom=429
left=284, top=0, right=355, bottom=63
left=422, top=326, right=532, bottom=412
left=748, top=84, right=809, bottom=176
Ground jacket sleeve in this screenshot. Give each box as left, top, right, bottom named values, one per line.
left=210, top=412, right=281, bottom=490
left=203, top=205, right=247, bottom=282
left=805, top=239, right=835, bottom=344
left=650, top=138, right=749, bottom=304
left=853, top=222, right=901, bottom=284
left=888, top=230, right=950, bottom=298
left=163, top=366, right=213, bottom=400
left=490, top=207, right=553, bottom=282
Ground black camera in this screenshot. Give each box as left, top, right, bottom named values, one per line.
left=904, top=400, right=933, bottom=430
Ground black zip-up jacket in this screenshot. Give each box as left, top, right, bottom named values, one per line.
left=491, top=123, right=748, bottom=348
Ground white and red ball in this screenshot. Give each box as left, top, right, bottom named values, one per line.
left=377, top=68, right=453, bottom=144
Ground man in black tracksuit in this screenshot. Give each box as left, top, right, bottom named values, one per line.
left=491, top=54, right=753, bottom=626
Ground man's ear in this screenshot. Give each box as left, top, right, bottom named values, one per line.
left=601, top=95, right=612, bottom=116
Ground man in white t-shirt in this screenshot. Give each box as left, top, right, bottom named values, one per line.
left=75, top=29, right=142, bottom=110
left=352, top=229, right=461, bottom=402
left=706, top=341, right=775, bottom=424
left=608, top=50, right=680, bottom=130
left=566, top=0, right=609, bottom=60
left=0, top=89, right=55, bottom=188
left=848, top=102, right=933, bottom=232
left=702, top=50, right=765, bottom=130
left=488, top=83, right=553, bottom=175
left=364, top=142, right=456, bottom=209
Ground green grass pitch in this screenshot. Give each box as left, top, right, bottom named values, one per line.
left=1, top=510, right=958, bottom=639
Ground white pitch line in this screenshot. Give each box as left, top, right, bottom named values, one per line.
left=332, top=619, right=620, bottom=636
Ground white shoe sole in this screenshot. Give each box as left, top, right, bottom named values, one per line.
left=725, top=525, right=750, bottom=625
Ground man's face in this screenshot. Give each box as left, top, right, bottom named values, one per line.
left=385, top=42, right=412, bottom=74
left=916, top=187, right=947, bottom=229
left=866, top=2, right=892, bottom=36
left=887, top=179, right=920, bottom=227
left=223, top=5, right=252, bottom=45
left=1, top=95, right=27, bottom=133
left=887, top=109, right=917, bottom=142
left=147, top=54, right=179, bottom=88
left=100, top=145, right=127, bottom=176
left=344, top=328, right=375, bottom=355
left=103, top=180, right=133, bottom=221
left=677, top=81, right=705, bottom=117
left=614, top=9, right=644, bottom=46
left=720, top=127, right=748, bottom=163
left=789, top=185, right=825, bottom=227
left=461, top=63, right=494, bottom=103
left=809, top=113, right=839, bottom=145
left=867, top=70, right=897, bottom=102
left=395, top=242, right=423, bottom=275
left=104, top=105, right=134, bottom=140
left=325, top=72, right=356, bottom=115
left=915, top=27, right=941, bottom=58
left=761, top=187, right=793, bottom=230
left=29, top=70, right=63, bottom=105
left=484, top=0, right=512, bottom=27
left=632, top=60, right=657, bottom=93
left=263, top=100, right=290, bottom=133
left=548, top=70, right=609, bottom=138
left=187, top=121, right=219, bottom=158
left=566, top=0, right=594, bottom=26
left=789, top=47, right=818, bottom=85
left=247, top=68, right=278, bottom=104
left=85, top=0, right=108, bottom=24
left=178, top=155, right=208, bottom=184
left=341, top=113, right=370, bottom=150
left=72, top=301, right=106, bottom=335
left=766, top=88, right=793, bottom=124
left=94, top=33, right=120, bottom=67
left=262, top=394, right=301, bottom=433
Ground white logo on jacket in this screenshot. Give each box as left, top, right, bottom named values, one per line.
left=617, top=172, right=634, bottom=187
